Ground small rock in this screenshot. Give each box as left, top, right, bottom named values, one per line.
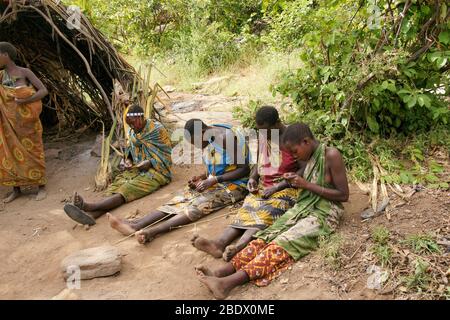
left=404, top=209, right=412, bottom=213
left=171, top=100, right=201, bottom=113
left=162, top=85, right=176, bottom=93
left=280, top=278, right=289, bottom=284
left=45, top=148, right=61, bottom=160
left=58, top=149, right=76, bottom=161
left=51, top=288, right=81, bottom=300
left=61, top=246, right=121, bottom=280
left=84, top=225, right=90, bottom=231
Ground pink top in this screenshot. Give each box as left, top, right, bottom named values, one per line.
left=258, top=139, right=298, bottom=188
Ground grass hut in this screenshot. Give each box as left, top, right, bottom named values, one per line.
left=0, top=0, right=137, bottom=129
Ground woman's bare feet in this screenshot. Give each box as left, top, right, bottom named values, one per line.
left=197, top=274, right=231, bottom=300
left=222, top=245, right=239, bottom=262
left=191, top=234, right=223, bottom=258
left=195, top=265, right=218, bottom=277
left=4, top=187, right=21, bottom=203
left=135, top=229, right=157, bottom=245
left=35, top=186, right=47, bottom=201
left=73, top=192, right=85, bottom=210
left=107, top=213, right=136, bottom=235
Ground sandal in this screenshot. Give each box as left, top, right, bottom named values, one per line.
left=64, top=204, right=96, bottom=225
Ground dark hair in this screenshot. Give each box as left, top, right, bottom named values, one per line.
left=255, top=106, right=279, bottom=126
left=126, top=104, right=144, bottom=115
left=184, top=118, right=206, bottom=137
left=282, top=123, right=314, bottom=145
left=0, top=42, right=17, bottom=61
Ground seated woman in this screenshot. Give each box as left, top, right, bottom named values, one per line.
left=63, top=104, right=172, bottom=225
left=192, top=106, right=302, bottom=261
left=108, top=119, right=251, bottom=244
left=195, top=123, right=349, bottom=299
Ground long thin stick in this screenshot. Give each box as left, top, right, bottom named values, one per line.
left=113, top=209, right=237, bottom=245
left=113, top=214, right=174, bottom=245
left=169, top=210, right=236, bottom=230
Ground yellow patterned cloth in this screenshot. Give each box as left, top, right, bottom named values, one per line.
left=158, top=183, right=247, bottom=222
left=106, top=167, right=169, bottom=203
left=231, top=188, right=300, bottom=230
left=0, top=76, right=46, bottom=187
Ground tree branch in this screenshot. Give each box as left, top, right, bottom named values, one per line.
left=393, top=0, right=412, bottom=48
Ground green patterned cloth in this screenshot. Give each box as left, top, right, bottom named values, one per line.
left=255, top=144, right=344, bottom=261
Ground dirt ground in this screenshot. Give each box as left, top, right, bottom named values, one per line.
left=0, top=94, right=448, bottom=300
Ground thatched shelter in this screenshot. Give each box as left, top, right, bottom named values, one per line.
left=0, top=0, right=137, bottom=129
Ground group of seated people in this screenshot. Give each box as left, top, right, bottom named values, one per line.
left=63, top=105, right=350, bottom=299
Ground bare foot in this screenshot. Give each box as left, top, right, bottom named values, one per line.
left=197, top=274, right=231, bottom=300
left=222, top=245, right=239, bottom=262
left=190, top=233, right=199, bottom=246
left=4, top=188, right=21, bottom=203
left=107, top=213, right=136, bottom=236
left=192, top=235, right=223, bottom=258
left=73, top=192, right=84, bottom=210
left=195, top=264, right=217, bottom=277
left=135, top=229, right=155, bottom=245
left=35, top=187, right=47, bottom=201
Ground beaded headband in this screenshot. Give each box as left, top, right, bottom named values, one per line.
left=127, top=112, right=144, bottom=117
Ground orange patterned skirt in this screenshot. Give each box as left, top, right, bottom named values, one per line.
left=0, top=85, right=47, bottom=187
left=231, top=239, right=294, bottom=287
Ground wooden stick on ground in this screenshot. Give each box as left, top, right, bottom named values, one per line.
left=113, top=209, right=237, bottom=245
left=113, top=214, right=174, bottom=245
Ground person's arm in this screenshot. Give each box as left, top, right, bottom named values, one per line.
left=196, top=134, right=250, bottom=192
left=135, top=159, right=152, bottom=171
left=216, top=134, right=250, bottom=182
left=284, top=148, right=349, bottom=202
left=189, top=173, right=207, bottom=189
left=261, top=158, right=306, bottom=198
left=247, top=165, right=260, bottom=193
left=15, top=68, right=48, bottom=104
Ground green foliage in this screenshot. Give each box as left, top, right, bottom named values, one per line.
left=401, top=234, right=442, bottom=255
left=371, top=226, right=390, bottom=245
left=372, top=243, right=393, bottom=267
left=65, top=0, right=262, bottom=67
left=402, top=258, right=432, bottom=292
left=232, top=99, right=264, bottom=129
left=261, top=0, right=315, bottom=51
left=318, top=234, right=344, bottom=269
left=273, top=0, right=449, bottom=136
left=371, top=226, right=393, bottom=266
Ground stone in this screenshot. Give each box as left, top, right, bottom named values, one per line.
left=162, top=85, right=176, bottom=93
left=61, top=245, right=121, bottom=280
left=51, top=288, right=81, bottom=300
left=45, top=148, right=61, bottom=160
left=171, top=100, right=201, bottom=113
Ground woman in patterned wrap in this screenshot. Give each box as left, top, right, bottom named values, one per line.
left=192, top=106, right=302, bottom=262
left=0, top=42, right=49, bottom=202
left=195, top=123, right=349, bottom=299
left=107, top=119, right=251, bottom=245
left=63, top=104, right=173, bottom=226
